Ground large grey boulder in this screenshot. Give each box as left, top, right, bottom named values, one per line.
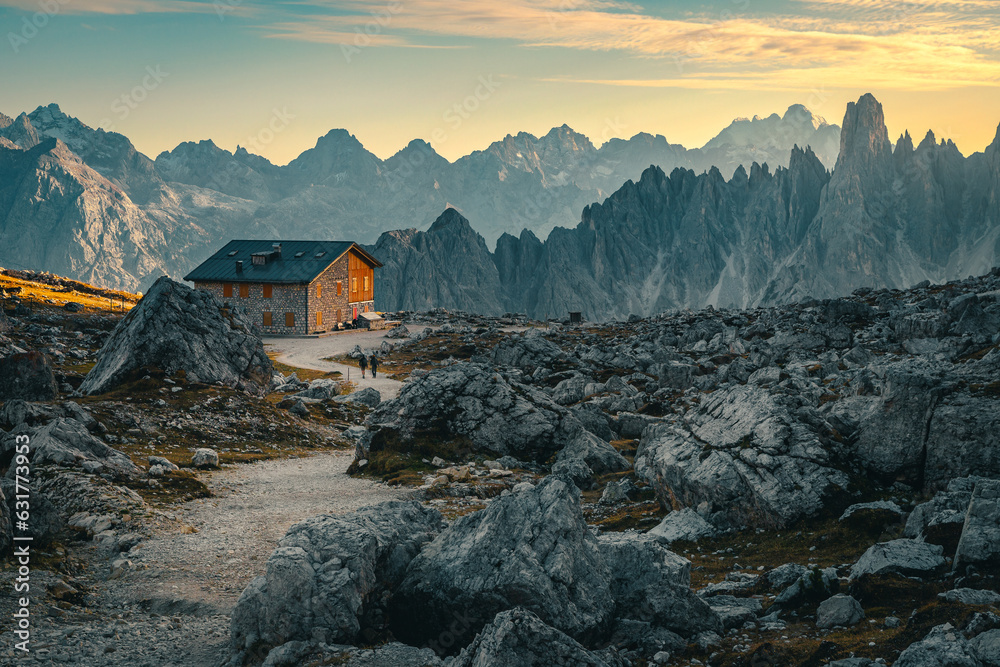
left=894, top=623, right=982, bottom=667
left=258, top=641, right=443, bottom=667
left=849, top=539, right=946, bottom=580
left=389, top=477, right=615, bottom=652
left=1, top=418, right=139, bottom=478
left=634, top=383, right=850, bottom=528
left=971, top=629, right=1000, bottom=667
left=597, top=531, right=721, bottom=636
left=366, top=362, right=607, bottom=463
left=816, top=594, right=864, bottom=629
left=0, top=350, right=58, bottom=400
left=706, top=596, right=762, bottom=630
left=555, top=430, right=629, bottom=475
left=955, top=478, right=1000, bottom=571
left=856, top=360, right=1000, bottom=488
left=229, top=501, right=443, bottom=662
left=905, top=477, right=980, bottom=551
left=334, top=387, right=381, bottom=408
left=80, top=277, right=273, bottom=396
left=489, top=331, right=565, bottom=370
left=453, top=608, right=615, bottom=667
left=647, top=508, right=717, bottom=544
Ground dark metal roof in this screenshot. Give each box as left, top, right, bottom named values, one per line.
left=183, top=240, right=382, bottom=284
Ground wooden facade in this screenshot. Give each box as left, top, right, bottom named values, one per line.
left=186, top=241, right=381, bottom=336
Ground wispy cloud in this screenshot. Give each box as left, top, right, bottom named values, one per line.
left=0, top=0, right=221, bottom=14
left=262, top=0, right=1000, bottom=90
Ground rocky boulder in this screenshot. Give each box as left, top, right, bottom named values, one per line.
left=365, top=362, right=601, bottom=463
left=647, top=508, right=717, bottom=544
left=489, top=331, right=566, bottom=370
left=597, top=530, right=721, bottom=636
left=1, top=418, right=138, bottom=477
left=191, top=448, right=220, bottom=469
left=954, top=478, right=1000, bottom=571
left=894, top=623, right=982, bottom=667
left=849, top=539, right=946, bottom=580
left=905, top=477, right=979, bottom=553
left=333, top=387, right=382, bottom=408
left=816, top=594, right=864, bottom=629
left=453, top=608, right=616, bottom=667
left=634, top=383, right=850, bottom=529
left=229, top=501, right=443, bottom=662
left=80, top=277, right=272, bottom=396
left=389, top=478, right=615, bottom=652
left=0, top=350, right=58, bottom=400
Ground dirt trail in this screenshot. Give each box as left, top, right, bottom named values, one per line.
left=48, top=450, right=409, bottom=666
left=265, top=328, right=408, bottom=399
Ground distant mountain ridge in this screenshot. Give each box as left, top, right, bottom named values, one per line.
left=372, top=95, right=1000, bottom=320
left=0, top=101, right=841, bottom=290
left=6, top=95, right=995, bottom=320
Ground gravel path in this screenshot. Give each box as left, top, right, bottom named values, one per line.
left=265, top=329, right=408, bottom=399
left=13, top=450, right=405, bottom=667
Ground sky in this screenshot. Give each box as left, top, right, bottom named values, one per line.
left=1, top=0, right=999, bottom=164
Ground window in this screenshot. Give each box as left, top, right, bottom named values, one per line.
left=223, top=283, right=233, bottom=298
left=352, top=277, right=357, bottom=293
left=336, top=309, right=342, bottom=323
left=239, top=283, right=249, bottom=298
left=262, top=312, right=272, bottom=326
left=337, top=281, right=342, bottom=296
left=364, top=303, right=370, bottom=313
left=263, top=284, right=272, bottom=298
left=285, top=312, right=295, bottom=327
left=227, top=250, right=238, bottom=257
left=316, top=312, right=323, bottom=326
left=316, top=284, right=322, bottom=299
left=363, top=276, right=369, bottom=292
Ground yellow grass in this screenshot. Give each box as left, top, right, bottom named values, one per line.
left=0, top=267, right=140, bottom=313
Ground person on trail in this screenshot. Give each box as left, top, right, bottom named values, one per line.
left=369, top=354, right=379, bottom=378
left=358, top=354, right=368, bottom=379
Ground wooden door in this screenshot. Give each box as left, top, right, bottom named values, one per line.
left=285, top=312, right=295, bottom=327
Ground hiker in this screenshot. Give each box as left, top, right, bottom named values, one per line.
left=369, top=354, right=379, bottom=378
left=358, top=353, right=368, bottom=378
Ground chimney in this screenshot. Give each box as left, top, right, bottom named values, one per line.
left=272, top=243, right=282, bottom=257
left=236, top=260, right=243, bottom=273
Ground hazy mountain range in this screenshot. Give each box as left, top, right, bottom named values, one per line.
left=0, top=101, right=839, bottom=292
left=2, top=95, right=997, bottom=322
left=373, top=95, right=1000, bottom=320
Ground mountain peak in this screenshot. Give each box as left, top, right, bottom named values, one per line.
left=428, top=207, right=472, bottom=233
left=834, top=93, right=891, bottom=175
left=918, top=130, right=937, bottom=151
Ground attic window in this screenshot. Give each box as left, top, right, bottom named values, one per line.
left=294, top=251, right=305, bottom=258
left=227, top=251, right=238, bottom=257
left=315, top=251, right=327, bottom=258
